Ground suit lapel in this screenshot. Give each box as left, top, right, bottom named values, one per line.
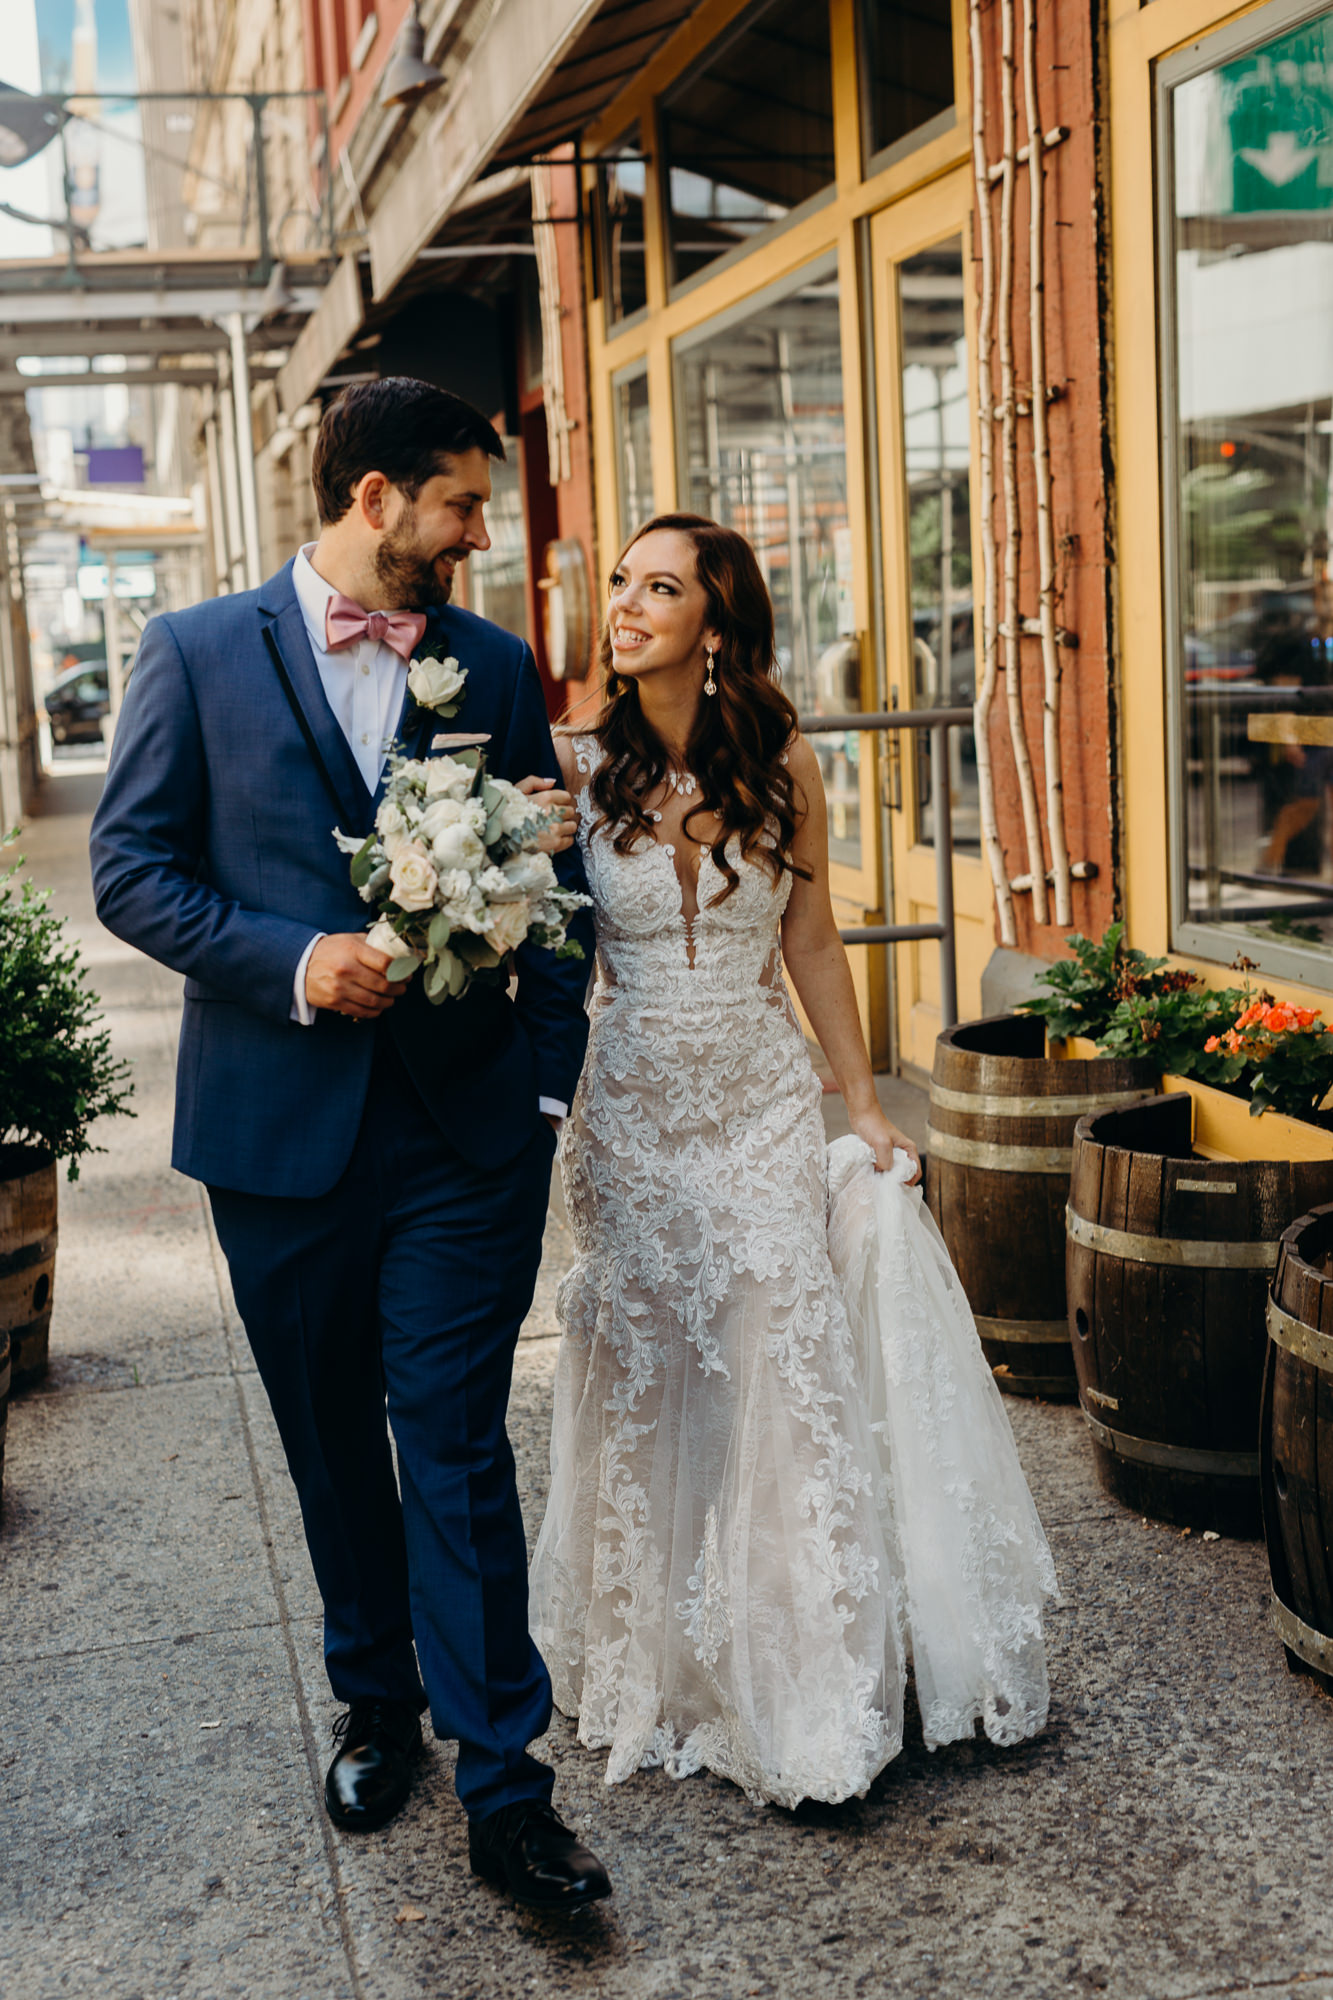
left=258, top=563, right=375, bottom=833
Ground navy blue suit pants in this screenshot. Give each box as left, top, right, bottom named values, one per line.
left=208, top=1034, right=557, bottom=1820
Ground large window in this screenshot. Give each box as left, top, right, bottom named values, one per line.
left=660, top=0, right=835, bottom=290
left=900, top=237, right=978, bottom=850
left=1166, top=5, right=1333, bottom=972
left=613, top=365, right=653, bottom=545
left=675, top=259, right=861, bottom=864
left=860, top=0, right=956, bottom=169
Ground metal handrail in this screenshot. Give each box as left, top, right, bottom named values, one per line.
left=799, top=705, right=973, bottom=1030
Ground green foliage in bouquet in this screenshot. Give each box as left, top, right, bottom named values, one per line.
left=0, top=840, right=134, bottom=1178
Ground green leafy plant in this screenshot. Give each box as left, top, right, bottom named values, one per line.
left=1019, top=922, right=1208, bottom=1046
left=1205, top=999, right=1333, bottom=1120
left=1093, top=980, right=1249, bottom=1081
left=0, top=841, right=134, bottom=1178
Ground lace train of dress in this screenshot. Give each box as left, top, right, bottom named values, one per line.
left=529, top=738, right=1056, bottom=1809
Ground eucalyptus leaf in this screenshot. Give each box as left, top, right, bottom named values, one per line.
left=349, top=835, right=378, bottom=889
left=385, top=955, right=418, bottom=982
left=427, top=910, right=453, bottom=951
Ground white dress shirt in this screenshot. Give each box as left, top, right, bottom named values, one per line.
left=286, top=545, right=567, bottom=1122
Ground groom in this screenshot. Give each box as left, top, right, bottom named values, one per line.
left=90, top=377, right=610, bottom=1912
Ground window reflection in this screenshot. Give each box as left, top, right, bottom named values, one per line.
left=676, top=264, right=860, bottom=864
left=662, top=0, right=834, bottom=289
left=614, top=367, right=653, bottom=544
left=900, top=239, right=977, bottom=850
left=1171, top=12, right=1333, bottom=956
left=597, top=128, right=647, bottom=326
left=860, top=0, right=956, bottom=167
left=464, top=444, right=529, bottom=644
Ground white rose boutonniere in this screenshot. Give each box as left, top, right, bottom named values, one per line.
left=407, top=650, right=466, bottom=718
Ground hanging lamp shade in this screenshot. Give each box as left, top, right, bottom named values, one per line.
left=380, top=5, right=447, bottom=109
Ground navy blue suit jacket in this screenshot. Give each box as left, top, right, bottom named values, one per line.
left=89, top=560, right=592, bottom=1197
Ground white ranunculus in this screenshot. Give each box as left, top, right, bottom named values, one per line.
left=423, top=755, right=473, bottom=800
left=408, top=654, right=466, bottom=713
left=388, top=840, right=439, bottom=913
left=430, top=821, right=485, bottom=874
left=484, top=897, right=530, bottom=955
left=365, top=918, right=420, bottom=961
left=501, top=849, right=557, bottom=896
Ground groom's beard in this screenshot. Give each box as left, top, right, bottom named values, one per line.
left=373, top=507, right=457, bottom=609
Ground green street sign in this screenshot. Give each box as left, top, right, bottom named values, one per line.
left=1221, top=20, right=1333, bottom=212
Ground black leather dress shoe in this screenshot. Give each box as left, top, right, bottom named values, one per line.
left=469, top=1801, right=612, bottom=1912
left=324, top=1698, right=422, bottom=1832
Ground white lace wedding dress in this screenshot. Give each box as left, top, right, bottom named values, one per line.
left=529, top=738, right=1057, bottom=1809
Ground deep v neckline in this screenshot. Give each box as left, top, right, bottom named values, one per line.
left=644, top=835, right=712, bottom=970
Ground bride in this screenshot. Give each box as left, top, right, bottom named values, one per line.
left=530, top=514, right=1056, bottom=1809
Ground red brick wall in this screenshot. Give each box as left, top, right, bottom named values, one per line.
left=972, top=0, right=1118, bottom=957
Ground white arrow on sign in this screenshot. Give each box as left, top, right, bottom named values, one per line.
left=1238, top=131, right=1319, bottom=186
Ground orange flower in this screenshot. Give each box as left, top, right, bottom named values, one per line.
left=1263, top=1004, right=1297, bottom=1033
left=1204, top=1035, right=1220, bottom=1053
left=1236, top=1002, right=1266, bottom=1029
left=1295, top=1007, right=1323, bottom=1030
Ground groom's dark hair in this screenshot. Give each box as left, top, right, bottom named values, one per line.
left=312, top=377, right=505, bottom=525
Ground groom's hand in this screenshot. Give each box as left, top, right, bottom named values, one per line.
left=306, top=934, right=399, bottom=1020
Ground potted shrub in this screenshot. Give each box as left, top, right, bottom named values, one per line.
left=0, top=842, right=133, bottom=1400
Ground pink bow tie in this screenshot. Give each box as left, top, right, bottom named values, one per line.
left=324, top=593, right=427, bottom=661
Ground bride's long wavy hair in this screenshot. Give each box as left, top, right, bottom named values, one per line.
left=586, top=513, right=809, bottom=904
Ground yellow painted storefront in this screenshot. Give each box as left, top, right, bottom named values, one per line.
left=575, top=0, right=992, bottom=1072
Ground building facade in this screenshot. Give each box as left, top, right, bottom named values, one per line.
left=157, top=0, right=1333, bottom=1103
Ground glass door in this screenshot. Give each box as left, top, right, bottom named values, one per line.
left=872, top=171, right=991, bottom=1073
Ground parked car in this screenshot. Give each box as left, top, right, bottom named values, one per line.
left=44, top=660, right=109, bottom=744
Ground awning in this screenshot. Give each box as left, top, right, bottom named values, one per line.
left=367, top=0, right=700, bottom=301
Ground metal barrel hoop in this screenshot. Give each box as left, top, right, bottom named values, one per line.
left=1080, top=1404, right=1259, bottom=1479
left=927, top=1127, right=1073, bottom=1175
left=1265, top=1294, right=1333, bottom=1375
left=1271, top=1592, right=1333, bottom=1678
left=1065, top=1206, right=1278, bottom=1271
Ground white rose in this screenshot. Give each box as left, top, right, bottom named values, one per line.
left=501, top=849, right=557, bottom=896
left=430, top=821, right=485, bottom=874
left=376, top=798, right=407, bottom=839
left=484, top=897, right=530, bottom=955
left=423, top=755, right=473, bottom=800
left=388, top=839, right=438, bottom=912
left=365, top=918, right=420, bottom=962
left=408, top=654, right=466, bottom=712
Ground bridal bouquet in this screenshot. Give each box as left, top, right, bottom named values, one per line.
left=335, top=734, right=589, bottom=1004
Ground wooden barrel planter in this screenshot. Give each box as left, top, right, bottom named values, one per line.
left=1261, top=1205, right=1333, bottom=1694
left=0, top=1147, right=58, bottom=1393
left=1067, top=1093, right=1333, bottom=1535
left=926, top=1013, right=1157, bottom=1400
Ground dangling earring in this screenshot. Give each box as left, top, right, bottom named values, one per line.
left=704, top=646, right=718, bottom=697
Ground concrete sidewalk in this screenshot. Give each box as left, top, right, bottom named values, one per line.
left=5, top=766, right=1333, bottom=2000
